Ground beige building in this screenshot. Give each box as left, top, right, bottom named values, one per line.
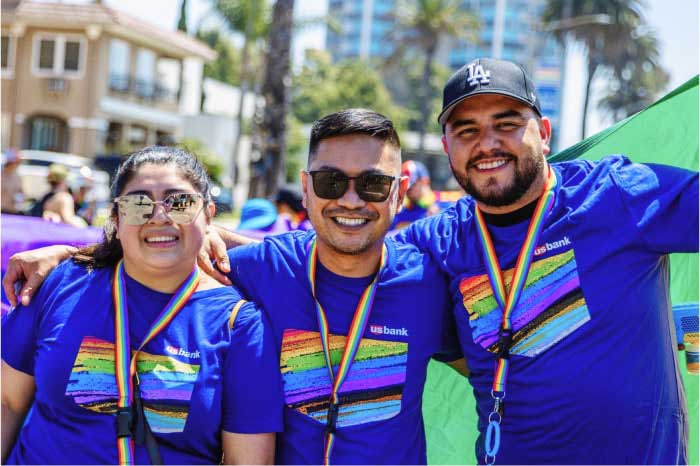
left=1, top=0, right=215, bottom=157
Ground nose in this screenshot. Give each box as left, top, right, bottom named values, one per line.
left=336, top=179, right=365, bottom=209
left=476, top=126, right=502, bottom=154
left=147, top=202, right=173, bottom=224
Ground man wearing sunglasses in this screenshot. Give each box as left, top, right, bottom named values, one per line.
left=4, top=109, right=465, bottom=465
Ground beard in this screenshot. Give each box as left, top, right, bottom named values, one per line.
left=450, top=151, right=543, bottom=207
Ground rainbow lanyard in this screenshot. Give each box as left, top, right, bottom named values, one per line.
left=306, top=239, right=387, bottom=466
left=112, top=259, right=200, bottom=465
left=473, top=167, right=557, bottom=464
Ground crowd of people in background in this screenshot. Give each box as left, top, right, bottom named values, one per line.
left=1, top=150, right=99, bottom=227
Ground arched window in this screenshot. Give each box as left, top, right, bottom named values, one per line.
left=26, top=115, right=68, bottom=152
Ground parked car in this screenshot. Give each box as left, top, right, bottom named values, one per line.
left=16, top=150, right=111, bottom=205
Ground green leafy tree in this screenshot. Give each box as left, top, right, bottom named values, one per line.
left=292, top=51, right=407, bottom=130
left=177, top=0, right=188, bottom=33
left=543, top=0, right=650, bottom=138
left=393, top=0, right=479, bottom=157
left=196, top=29, right=241, bottom=87
left=177, top=138, right=225, bottom=185
left=401, top=58, right=451, bottom=134
left=214, top=0, right=270, bottom=191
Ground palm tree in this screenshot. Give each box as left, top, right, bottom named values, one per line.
left=394, top=0, right=479, bottom=157
left=542, top=0, right=646, bottom=138
left=214, top=0, right=269, bottom=187
left=598, top=29, right=669, bottom=122
left=248, top=0, right=295, bottom=198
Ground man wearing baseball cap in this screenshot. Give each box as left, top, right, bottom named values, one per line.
left=396, top=57, right=698, bottom=463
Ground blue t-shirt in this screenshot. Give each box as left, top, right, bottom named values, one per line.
left=398, top=156, right=699, bottom=464
left=392, top=204, right=430, bottom=230
left=2, top=259, right=283, bottom=465
left=227, top=232, right=460, bottom=464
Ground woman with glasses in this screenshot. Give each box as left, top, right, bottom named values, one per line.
left=1, top=147, right=282, bottom=464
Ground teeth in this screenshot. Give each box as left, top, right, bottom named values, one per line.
left=476, top=160, right=507, bottom=170
left=335, top=217, right=367, bottom=226
left=145, top=236, right=177, bottom=243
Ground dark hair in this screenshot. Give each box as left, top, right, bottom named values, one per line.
left=73, top=146, right=212, bottom=269
left=307, top=109, right=401, bottom=166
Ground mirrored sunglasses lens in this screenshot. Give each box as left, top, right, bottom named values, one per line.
left=313, top=171, right=348, bottom=199
left=164, top=193, right=201, bottom=223
left=119, top=195, right=155, bottom=225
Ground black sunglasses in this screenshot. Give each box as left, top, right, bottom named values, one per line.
left=307, top=169, right=398, bottom=202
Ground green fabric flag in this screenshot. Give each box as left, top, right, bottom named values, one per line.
left=424, top=77, right=699, bottom=464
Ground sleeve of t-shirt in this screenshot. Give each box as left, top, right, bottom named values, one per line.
left=221, top=300, right=283, bottom=434
left=225, top=242, right=273, bottom=303
left=610, top=157, right=699, bottom=253
left=394, top=211, right=457, bottom=262
left=1, top=259, right=71, bottom=375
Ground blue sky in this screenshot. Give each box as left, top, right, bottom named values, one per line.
left=75, top=0, right=698, bottom=147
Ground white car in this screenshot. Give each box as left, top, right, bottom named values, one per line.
left=16, top=150, right=111, bottom=205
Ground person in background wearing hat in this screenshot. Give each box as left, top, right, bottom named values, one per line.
left=235, top=198, right=291, bottom=240
left=391, top=160, right=440, bottom=230
left=37, top=163, right=86, bottom=227
left=393, top=57, right=698, bottom=464
left=1, top=149, right=24, bottom=214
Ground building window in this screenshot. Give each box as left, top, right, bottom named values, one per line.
left=32, top=33, right=86, bottom=78
left=105, top=121, right=124, bottom=150
left=109, top=39, right=131, bottom=92
left=135, top=49, right=156, bottom=99
left=27, top=115, right=68, bottom=152
left=128, top=124, right=148, bottom=148
left=2, top=34, right=17, bottom=77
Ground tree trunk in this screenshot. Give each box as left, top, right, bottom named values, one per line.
left=248, top=0, right=294, bottom=199
left=417, top=38, right=437, bottom=159
left=581, top=59, right=597, bottom=140
left=231, top=40, right=250, bottom=189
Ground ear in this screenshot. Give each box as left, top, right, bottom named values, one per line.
left=395, top=175, right=409, bottom=211
left=441, top=134, right=449, bottom=156
left=539, top=116, right=552, bottom=156
left=301, top=170, right=309, bottom=209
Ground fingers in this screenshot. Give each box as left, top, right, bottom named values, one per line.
left=19, top=273, right=44, bottom=306
left=210, top=231, right=230, bottom=274
left=197, top=247, right=232, bottom=286
left=2, top=263, right=22, bottom=307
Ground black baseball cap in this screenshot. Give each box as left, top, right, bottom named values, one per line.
left=438, top=57, right=542, bottom=126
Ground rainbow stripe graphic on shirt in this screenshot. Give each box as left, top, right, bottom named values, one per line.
left=65, top=336, right=200, bottom=433
left=459, top=249, right=590, bottom=357
left=280, top=328, right=407, bottom=427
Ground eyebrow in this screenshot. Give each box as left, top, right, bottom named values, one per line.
left=450, top=109, right=525, bottom=131
left=493, top=109, right=524, bottom=120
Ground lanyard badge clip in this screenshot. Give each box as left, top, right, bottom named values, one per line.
left=116, top=407, right=133, bottom=438
left=325, top=402, right=339, bottom=434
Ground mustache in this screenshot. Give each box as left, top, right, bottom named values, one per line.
left=468, top=151, right=516, bottom=168
left=323, top=207, right=378, bottom=220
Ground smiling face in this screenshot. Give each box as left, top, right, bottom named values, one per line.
left=115, top=163, right=213, bottom=286
left=301, top=134, right=407, bottom=272
left=442, top=94, right=551, bottom=213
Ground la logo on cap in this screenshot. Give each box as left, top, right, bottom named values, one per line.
left=466, top=63, right=491, bottom=86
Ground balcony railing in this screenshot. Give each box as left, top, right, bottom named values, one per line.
left=108, top=73, right=178, bottom=104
